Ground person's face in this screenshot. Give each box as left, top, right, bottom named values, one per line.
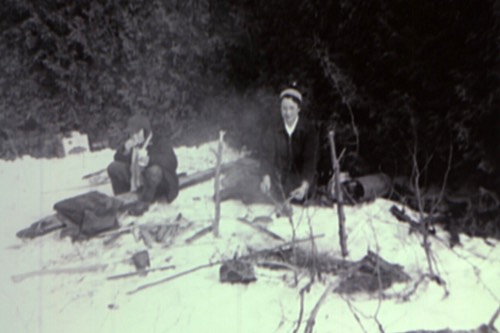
left=281, top=97, right=300, bottom=126
left=130, top=129, right=145, bottom=146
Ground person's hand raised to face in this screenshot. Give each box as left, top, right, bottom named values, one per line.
left=124, top=129, right=145, bottom=153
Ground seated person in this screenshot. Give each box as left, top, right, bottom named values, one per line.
left=259, top=86, right=319, bottom=202
left=107, top=115, right=179, bottom=211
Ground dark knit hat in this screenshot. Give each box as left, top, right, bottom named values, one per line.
left=126, top=115, right=151, bottom=135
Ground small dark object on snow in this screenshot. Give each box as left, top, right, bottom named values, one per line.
left=132, top=250, right=150, bottom=271
left=335, top=251, right=410, bottom=294
left=219, top=259, right=256, bottom=284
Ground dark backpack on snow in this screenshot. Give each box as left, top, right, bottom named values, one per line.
left=54, top=191, right=123, bottom=238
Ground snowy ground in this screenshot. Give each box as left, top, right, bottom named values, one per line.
left=0, top=141, right=498, bottom=333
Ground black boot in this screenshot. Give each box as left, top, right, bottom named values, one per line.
left=140, top=165, right=163, bottom=203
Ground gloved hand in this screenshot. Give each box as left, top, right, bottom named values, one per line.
left=290, top=181, right=309, bottom=201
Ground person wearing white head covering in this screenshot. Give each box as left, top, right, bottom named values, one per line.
left=260, top=87, right=319, bottom=202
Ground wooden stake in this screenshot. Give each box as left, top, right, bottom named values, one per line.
left=213, top=130, right=225, bottom=237
left=328, top=130, right=348, bottom=258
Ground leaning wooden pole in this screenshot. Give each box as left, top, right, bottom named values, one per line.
left=328, top=130, right=348, bottom=258
left=213, top=130, right=225, bottom=237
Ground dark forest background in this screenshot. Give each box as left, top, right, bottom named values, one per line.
left=0, top=0, right=498, bottom=234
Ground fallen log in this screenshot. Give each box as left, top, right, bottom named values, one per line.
left=18, top=160, right=241, bottom=239
left=83, top=159, right=242, bottom=189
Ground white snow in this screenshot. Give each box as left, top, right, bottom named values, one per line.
left=0, top=142, right=498, bottom=333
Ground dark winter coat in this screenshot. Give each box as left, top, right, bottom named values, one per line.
left=260, top=117, right=319, bottom=196
left=114, top=134, right=179, bottom=201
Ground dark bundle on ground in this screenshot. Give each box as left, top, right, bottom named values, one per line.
left=257, top=247, right=410, bottom=294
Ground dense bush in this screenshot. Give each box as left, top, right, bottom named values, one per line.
left=0, top=0, right=498, bottom=197
left=218, top=0, right=499, bottom=195
left=0, top=0, right=226, bottom=155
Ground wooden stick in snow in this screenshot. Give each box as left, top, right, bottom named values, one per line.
left=11, top=264, right=108, bottom=283
left=127, top=261, right=220, bottom=295
left=213, top=130, right=225, bottom=237
left=236, top=217, right=285, bottom=241
left=328, top=130, right=348, bottom=258
left=107, top=265, right=176, bottom=280
left=184, top=225, right=213, bottom=244
left=488, top=305, right=500, bottom=328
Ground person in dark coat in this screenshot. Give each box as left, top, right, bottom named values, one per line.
left=107, top=115, right=179, bottom=206
left=260, top=87, right=319, bottom=202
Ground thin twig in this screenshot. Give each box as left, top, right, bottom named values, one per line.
left=12, top=264, right=108, bottom=283
left=236, top=217, right=285, bottom=241
left=184, top=225, right=213, bottom=244
left=411, top=135, right=437, bottom=281
left=488, top=305, right=500, bottom=328
left=127, top=261, right=220, bottom=295
left=306, top=207, right=319, bottom=281
left=342, top=296, right=369, bottom=333
left=265, top=191, right=293, bottom=218
left=107, top=265, right=176, bottom=280
left=367, top=217, right=386, bottom=333
left=304, top=281, right=340, bottom=333
left=293, top=279, right=314, bottom=333
left=430, top=144, right=453, bottom=215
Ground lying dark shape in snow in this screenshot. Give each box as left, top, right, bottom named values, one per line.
left=220, top=259, right=257, bottom=284
left=334, top=250, right=411, bottom=294
left=255, top=246, right=410, bottom=294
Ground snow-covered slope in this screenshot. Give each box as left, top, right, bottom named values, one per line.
left=0, top=143, right=498, bottom=333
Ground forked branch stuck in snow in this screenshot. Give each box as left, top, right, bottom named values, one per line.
left=328, top=130, right=348, bottom=258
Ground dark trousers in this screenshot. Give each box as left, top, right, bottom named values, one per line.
left=107, top=161, right=175, bottom=203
